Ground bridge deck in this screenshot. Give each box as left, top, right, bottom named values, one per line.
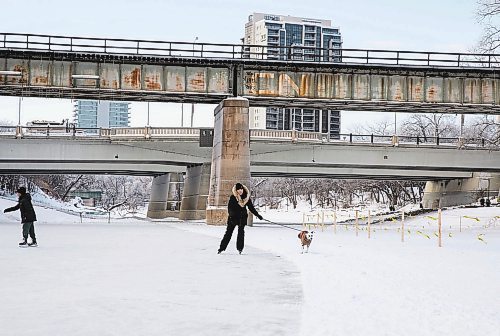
left=2, top=33, right=500, bottom=113
left=0, top=128, right=497, bottom=179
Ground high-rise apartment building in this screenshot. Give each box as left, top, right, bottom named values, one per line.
left=73, top=100, right=130, bottom=129
left=243, top=13, right=342, bottom=62
left=244, top=13, right=342, bottom=138
left=249, top=107, right=340, bottom=139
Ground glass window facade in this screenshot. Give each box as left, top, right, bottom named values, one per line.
left=73, top=100, right=130, bottom=130
left=266, top=107, right=340, bottom=139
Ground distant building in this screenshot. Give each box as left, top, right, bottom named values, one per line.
left=243, top=12, right=342, bottom=62
left=249, top=107, right=340, bottom=139
left=73, top=100, right=130, bottom=129
left=67, top=190, right=103, bottom=207
left=245, top=13, right=342, bottom=139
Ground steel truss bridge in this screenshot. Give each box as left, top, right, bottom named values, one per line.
left=2, top=33, right=500, bottom=113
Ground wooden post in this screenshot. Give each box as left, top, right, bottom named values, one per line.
left=355, top=210, right=359, bottom=236
left=368, top=210, right=371, bottom=239
left=321, top=211, right=325, bottom=232
left=438, top=208, right=442, bottom=247
left=334, top=211, right=337, bottom=234
left=401, top=211, right=405, bottom=243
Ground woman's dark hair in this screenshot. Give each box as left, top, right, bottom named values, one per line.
left=235, top=183, right=244, bottom=190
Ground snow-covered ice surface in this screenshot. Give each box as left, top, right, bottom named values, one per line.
left=1, top=197, right=499, bottom=336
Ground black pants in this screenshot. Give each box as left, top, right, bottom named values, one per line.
left=22, top=221, right=36, bottom=241
left=219, top=217, right=246, bottom=252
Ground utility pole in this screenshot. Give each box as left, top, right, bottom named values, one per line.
left=190, top=103, right=194, bottom=127
left=394, top=112, right=397, bottom=134
left=459, top=114, right=465, bottom=137
left=181, top=103, right=184, bottom=126
left=193, top=37, right=198, bottom=56
left=147, top=102, right=150, bottom=126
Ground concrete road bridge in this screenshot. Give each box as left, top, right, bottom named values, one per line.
left=1, top=121, right=498, bottom=219
left=0, top=125, right=497, bottom=179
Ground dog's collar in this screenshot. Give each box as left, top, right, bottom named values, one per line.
left=232, top=184, right=250, bottom=207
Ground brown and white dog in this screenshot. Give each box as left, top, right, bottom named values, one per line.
left=298, top=230, right=314, bottom=253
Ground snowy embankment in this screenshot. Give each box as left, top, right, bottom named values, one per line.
left=1, top=196, right=499, bottom=336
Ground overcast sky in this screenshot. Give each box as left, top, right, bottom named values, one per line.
left=0, top=0, right=484, bottom=131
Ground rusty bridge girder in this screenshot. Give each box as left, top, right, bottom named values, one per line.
left=1, top=48, right=500, bottom=114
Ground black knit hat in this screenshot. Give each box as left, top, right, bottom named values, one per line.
left=16, top=186, right=26, bottom=194
left=235, top=183, right=244, bottom=190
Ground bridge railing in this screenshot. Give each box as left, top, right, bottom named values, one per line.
left=334, top=133, right=496, bottom=149
left=0, top=125, right=496, bottom=149
left=109, top=127, right=200, bottom=139
left=2, top=32, right=500, bottom=68
left=250, top=129, right=322, bottom=142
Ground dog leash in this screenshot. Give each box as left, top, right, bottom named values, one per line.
left=262, top=218, right=302, bottom=231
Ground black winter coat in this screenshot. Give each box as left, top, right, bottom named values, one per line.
left=228, top=194, right=261, bottom=220
left=4, top=193, right=37, bottom=223
left=227, top=193, right=261, bottom=223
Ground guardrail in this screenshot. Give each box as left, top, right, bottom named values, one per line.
left=1, top=32, right=500, bottom=68
left=0, top=125, right=496, bottom=149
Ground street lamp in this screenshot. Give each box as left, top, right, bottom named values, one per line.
left=181, top=103, right=184, bottom=126
left=191, top=102, right=194, bottom=127
left=193, top=37, right=198, bottom=56
left=147, top=102, right=150, bottom=126
left=0, top=70, right=23, bottom=125
left=189, top=37, right=198, bottom=127
left=394, top=111, right=397, bottom=135
left=459, top=113, right=465, bottom=137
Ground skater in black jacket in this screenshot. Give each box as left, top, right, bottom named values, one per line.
left=218, top=182, right=263, bottom=254
left=4, top=187, right=38, bottom=247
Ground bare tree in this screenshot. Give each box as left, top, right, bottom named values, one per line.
left=275, top=178, right=301, bottom=209
left=476, top=0, right=500, bottom=53
left=465, top=114, right=500, bottom=146
left=348, top=118, right=394, bottom=135
left=400, top=113, right=459, bottom=141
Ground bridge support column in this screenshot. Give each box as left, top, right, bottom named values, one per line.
left=422, top=173, right=500, bottom=209
left=206, top=98, right=251, bottom=225
left=179, top=164, right=211, bottom=220
left=165, top=172, right=183, bottom=218
left=147, top=174, right=170, bottom=219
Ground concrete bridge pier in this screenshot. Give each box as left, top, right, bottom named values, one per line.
left=146, top=174, right=171, bottom=219
left=422, top=173, right=500, bottom=209
left=165, top=172, right=183, bottom=218
left=179, top=164, right=211, bottom=220
left=206, top=98, right=251, bottom=225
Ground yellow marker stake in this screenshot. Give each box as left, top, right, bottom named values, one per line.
left=321, top=211, right=324, bottom=232
left=401, top=211, right=405, bottom=243
left=355, top=210, right=359, bottom=237
left=334, top=211, right=337, bottom=234
left=368, top=210, right=371, bottom=239
left=438, top=209, right=442, bottom=247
